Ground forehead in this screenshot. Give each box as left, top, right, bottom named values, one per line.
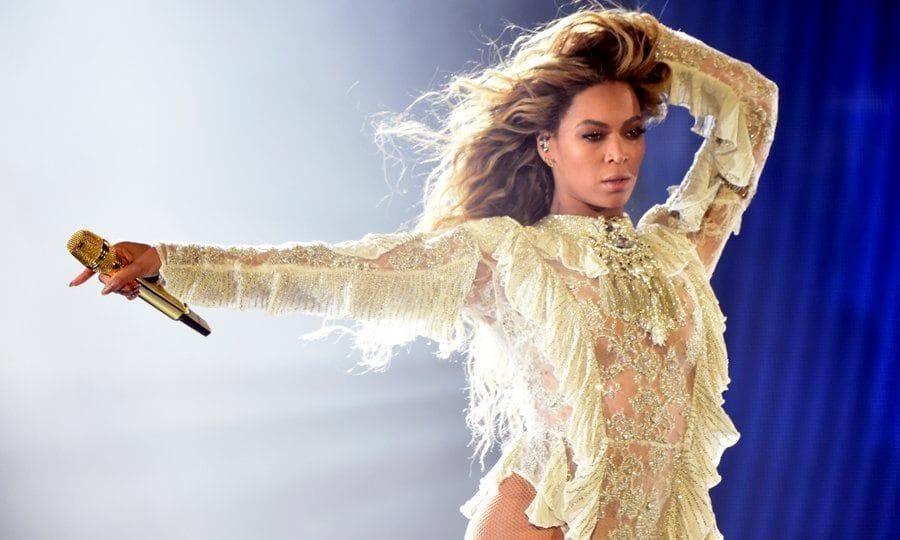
left=561, top=81, right=641, bottom=127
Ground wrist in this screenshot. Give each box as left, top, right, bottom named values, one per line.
left=716, top=173, right=750, bottom=199
left=144, top=246, right=165, bottom=285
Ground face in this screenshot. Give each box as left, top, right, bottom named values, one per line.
left=538, top=81, right=646, bottom=218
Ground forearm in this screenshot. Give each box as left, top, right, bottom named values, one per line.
left=641, top=23, right=779, bottom=274
left=656, top=24, right=779, bottom=165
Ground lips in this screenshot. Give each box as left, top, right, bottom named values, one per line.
left=601, top=174, right=633, bottom=183
left=600, top=174, right=633, bottom=189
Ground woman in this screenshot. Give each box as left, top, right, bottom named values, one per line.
left=69, top=7, right=777, bottom=539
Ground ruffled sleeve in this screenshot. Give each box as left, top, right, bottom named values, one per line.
left=639, top=24, right=779, bottom=277
left=154, top=223, right=486, bottom=368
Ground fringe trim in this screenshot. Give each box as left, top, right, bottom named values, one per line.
left=459, top=434, right=526, bottom=519
left=491, top=226, right=610, bottom=539
left=658, top=248, right=739, bottom=539
left=526, top=223, right=694, bottom=346
left=156, top=227, right=481, bottom=370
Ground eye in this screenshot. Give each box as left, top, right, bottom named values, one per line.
left=582, top=131, right=607, bottom=142
left=626, top=127, right=647, bottom=139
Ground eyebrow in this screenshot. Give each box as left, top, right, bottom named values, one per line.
left=575, top=115, right=643, bottom=129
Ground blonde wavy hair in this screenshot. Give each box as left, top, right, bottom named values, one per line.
left=375, top=6, right=672, bottom=233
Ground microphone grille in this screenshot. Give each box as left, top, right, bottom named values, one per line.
left=67, top=229, right=119, bottom=273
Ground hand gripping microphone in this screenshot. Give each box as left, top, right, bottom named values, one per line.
left=67, top=230, right=211, bottom=336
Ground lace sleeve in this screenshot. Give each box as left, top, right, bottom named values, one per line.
left=639, top=24, right=779, bottom=276
left=154, top=224, right=489, bottom=367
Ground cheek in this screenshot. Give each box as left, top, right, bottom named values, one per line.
left=557, top=138, right=581, bottom=157
left=559, top=141, right=597, bottom=167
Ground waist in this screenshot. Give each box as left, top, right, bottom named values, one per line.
left=606, top=437, right=684, bottom=449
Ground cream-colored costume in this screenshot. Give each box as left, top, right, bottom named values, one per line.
left=154, top=25, right=777, bottom=540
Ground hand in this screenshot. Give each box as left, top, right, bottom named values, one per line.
left=69, top=242, right=162, bottom=301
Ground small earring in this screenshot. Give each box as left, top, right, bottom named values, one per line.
left=539, top=136, right=550, bottom=153
left=547, top=158, right=556, bottom=168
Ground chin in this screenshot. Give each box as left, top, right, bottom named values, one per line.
left=593, top=196, right=631, bottom=209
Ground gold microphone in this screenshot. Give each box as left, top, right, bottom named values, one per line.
left=67, top=230, right=211, bottom=336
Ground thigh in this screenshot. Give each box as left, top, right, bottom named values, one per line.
left=464, top=473, right=565, bottom=540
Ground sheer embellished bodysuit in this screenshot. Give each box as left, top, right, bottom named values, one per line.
left=464, top=209, right=721, bottom=539
left=459, top=213, right=731, bottom=539
left=153, top=24, right=777, bottom=540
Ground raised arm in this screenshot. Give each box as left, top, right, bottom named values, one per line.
left=155, top=224, right=490, bottom=366
left=639, top=23, right=779, bottom=276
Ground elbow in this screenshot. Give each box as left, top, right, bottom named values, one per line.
left=754, top=72, right=779, bottom=117
left=763, top=77, right=779, bottom=115
left=748, top=74, right=779, bottom=149
left=737, top=58, right=779, bottom=115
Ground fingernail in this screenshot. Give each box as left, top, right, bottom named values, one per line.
left=68, top=281, right=74, bottom=287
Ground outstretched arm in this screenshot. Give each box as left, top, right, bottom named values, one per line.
left=639, top=23, right=779, bottom=277
left=154, top=224, right=490, bottom=365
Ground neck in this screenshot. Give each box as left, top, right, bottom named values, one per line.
left=548, top=197, right=625, bottom=219
left=548, top=206, right=625, bottom=220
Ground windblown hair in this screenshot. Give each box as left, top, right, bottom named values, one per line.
left=375, top=6, right=672, bottom=233
left=374, top=5, right=673, bottom=466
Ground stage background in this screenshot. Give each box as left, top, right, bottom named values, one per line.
left=0, top=0, right=896, bottom=538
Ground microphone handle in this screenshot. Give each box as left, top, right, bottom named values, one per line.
left=135, top=277, right=211, bottom=336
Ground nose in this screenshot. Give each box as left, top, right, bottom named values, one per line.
left=604, top=136, right=628, bottom=164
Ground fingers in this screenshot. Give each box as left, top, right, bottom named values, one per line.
left=73, top=268, right=136, bottom=295
left=98, top=273, right=141, bottom=299
left=100, top=255, right=146, bottom=294
left=114, top=242, right=154, bottom=269
left=69, top=267, right=96, bottom=287
left=101, top=269, right=137, bottom=295
left=100, top=247, right=161, bottom=295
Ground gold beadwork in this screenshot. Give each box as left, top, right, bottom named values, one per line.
left=535, top=213, right=686, bottom=346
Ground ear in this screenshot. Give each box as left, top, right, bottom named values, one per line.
left=536, top=131, right=555, bottom=168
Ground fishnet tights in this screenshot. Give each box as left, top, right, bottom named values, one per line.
left=464, top=473, right=565, bottom=539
